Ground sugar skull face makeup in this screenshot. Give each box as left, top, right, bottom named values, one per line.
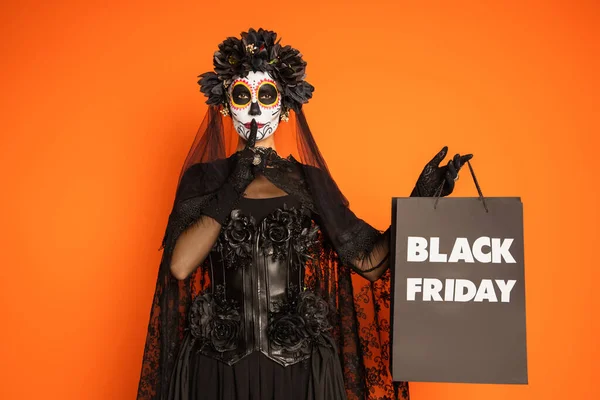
left=227, top=71, right=282, bottom=141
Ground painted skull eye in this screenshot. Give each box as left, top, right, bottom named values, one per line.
left=257, top=82, right=278, bottom=106
left=231, top=83, right=251, bottom=107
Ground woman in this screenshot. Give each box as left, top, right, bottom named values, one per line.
left=136, top=28, right=471, bottom=400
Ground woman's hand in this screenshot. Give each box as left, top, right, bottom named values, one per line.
left=229, top=119, right=260, bottom=192
left=411, top=146, right=473, bottom=197
left=236, top=119, right=282, bottom=176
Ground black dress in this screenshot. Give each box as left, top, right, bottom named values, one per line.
left=167, top=194, right=347, bottom=400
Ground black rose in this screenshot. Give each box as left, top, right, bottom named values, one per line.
left=224, top=210, right=253, bottom=243
left=266, top=209, right=293, bottom=243
left=189, top=293, right=215, bottom=339
left=223, top=210, right=254, bottom=258
left=267, top=224, right=289, bottom=243
left=268, top=314, right=309, bottom=352
left=210, top=306, right=241, bottom=352
left=297, top=292, right=331, bottom=337
left=189, top=292, right=241, bottom=352
left=275, top=208, right=294, bottom=224
left=228, top=220, right=251, bottom=243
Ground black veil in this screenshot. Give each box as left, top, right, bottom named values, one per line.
left=136, top=28, right=410, bottom=400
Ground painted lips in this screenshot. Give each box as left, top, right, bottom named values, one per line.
left=243, top=122, right=265, bottom=129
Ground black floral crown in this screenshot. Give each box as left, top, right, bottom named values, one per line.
left=197, top=28, right=314, bottom=113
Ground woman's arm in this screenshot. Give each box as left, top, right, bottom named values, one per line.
left=346, top=226, right=391, bottom=282
left=166, top=153, right=259, bottom=280
left=166, top=122, right=265, bottom=280
left=170, top=216, right=222, bottom=280
left=318, top=203, right=392, bottom=282
left=168, top=174, right=255, bottom=280
left=351, top=148, right=469, bottom=282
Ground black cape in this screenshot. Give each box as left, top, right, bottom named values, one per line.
left=136, top=108, right=410, bottom=400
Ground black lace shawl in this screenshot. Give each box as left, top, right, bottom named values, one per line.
left=136, top=108, right=410, bottom=400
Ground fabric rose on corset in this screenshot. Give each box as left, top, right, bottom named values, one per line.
left=210, top=305, right=241, bottom=352
left=188, top=292, right=241, bottom=352
left=261, top=206, right=296, bottom=260
left=297, top=291, right=331, bottom=337
left=265, top=208, right=293, bottom=243
left=268, top=314, right=309, bottom=352
left=223, top=210, right=255, bottom=268
left=189, top=293, right=215, bottom=340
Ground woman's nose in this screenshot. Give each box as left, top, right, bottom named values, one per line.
left=249, top=102, right=261, bottom=116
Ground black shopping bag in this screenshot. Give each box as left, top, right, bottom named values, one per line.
left=390, top=163, right=528, bottom=384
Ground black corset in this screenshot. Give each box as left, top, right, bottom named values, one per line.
left=187, top=194, right=331, bottom=366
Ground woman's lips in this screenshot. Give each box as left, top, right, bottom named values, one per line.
left=243, top=122, right=265, bottom=129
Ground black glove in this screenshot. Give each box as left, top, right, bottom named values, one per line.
left=203, top=120, right=259, bottom=224
left=411, top=146, right=473, bottom=197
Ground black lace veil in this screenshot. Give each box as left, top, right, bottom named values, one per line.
left=136, top=28, right=409, bottom=400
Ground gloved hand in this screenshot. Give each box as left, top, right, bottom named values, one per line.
left=203, top=119, right=260, bottom=224
left=411, top=146, right=473, bottom=197
left=228, top=119, right=260, bottom=192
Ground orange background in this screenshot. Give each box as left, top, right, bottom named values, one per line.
left=0, top=0, right=597, bottom=399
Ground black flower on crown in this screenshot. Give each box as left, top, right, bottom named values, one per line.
left=197, top=28, right=314, bottom=113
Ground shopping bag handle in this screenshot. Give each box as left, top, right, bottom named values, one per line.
left=433, top=160, right=489, bottom=212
